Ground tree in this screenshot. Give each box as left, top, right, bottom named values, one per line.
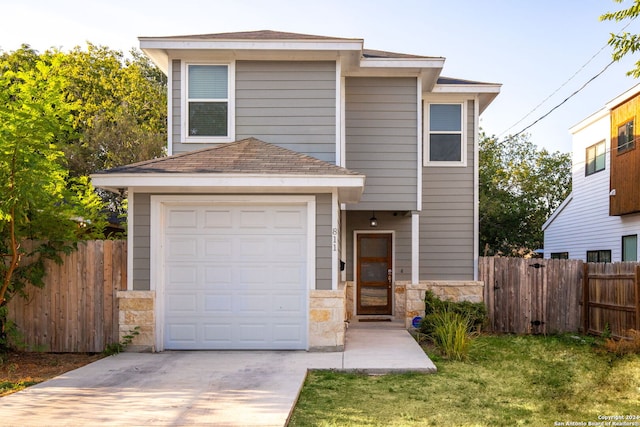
left=0, top=47, right=105, bottom=348
left=601, top=0, right=640, bottom=77
left=479, top=133, right=572, bottom=256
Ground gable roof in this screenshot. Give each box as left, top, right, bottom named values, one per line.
left=147, top=30, right=358, bottom=42
left=91, top=138, right=365, bottom=203
left=96, top=137, right=361, bottom=176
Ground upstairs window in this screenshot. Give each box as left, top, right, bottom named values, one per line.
left=617, top=120, right=634, bottom=153
left=585, top=140, right=605, bottom=176
left=426, top=103, right=465, bottom=166
left=185, top=64, right=234, bottom=141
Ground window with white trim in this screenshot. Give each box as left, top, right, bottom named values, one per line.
left=426, top=102, right=465, bottom=166
left=185, top=63, right=233, bottom=141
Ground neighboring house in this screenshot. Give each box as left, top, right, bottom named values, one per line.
left=543, top=84, right=640, bottom=262
left=92, top=30, right=500, bottom=351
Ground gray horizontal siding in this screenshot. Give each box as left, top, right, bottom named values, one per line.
left=345, top=77, right=418, bottom=211
left=133, top=193, right=151, bottom=291
left=420, top=99, right=476, bottom=280
left=316, top=193, right=333, bottom=290
left=236, top=61, right=337, bottom=163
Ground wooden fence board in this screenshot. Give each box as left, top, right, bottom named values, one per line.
left=7, top=240, right=127, bottom=353
left=479, top=257, right=639, bottom=337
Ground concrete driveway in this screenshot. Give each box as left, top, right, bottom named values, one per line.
left=0, top=323, right=435, bottom=426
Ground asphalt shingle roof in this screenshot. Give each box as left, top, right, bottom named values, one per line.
left=96, top=137, right=362, bottom=176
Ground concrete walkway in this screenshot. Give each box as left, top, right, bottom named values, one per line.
left=0, top=322, right=435, bottom=426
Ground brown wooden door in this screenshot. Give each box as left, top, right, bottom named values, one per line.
left=357, top=233, right=392, bottom=315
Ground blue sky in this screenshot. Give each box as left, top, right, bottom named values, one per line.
left=2, top=0, right=639, bottom=153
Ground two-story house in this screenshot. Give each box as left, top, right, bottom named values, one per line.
left=92, top=30, right=500, bottom=352
left=543, top=84, right=640, bottom=262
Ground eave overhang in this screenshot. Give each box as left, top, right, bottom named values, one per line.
left=431, top=82, right=502, bottom=113
left=91, top=173, right=366, bottom=204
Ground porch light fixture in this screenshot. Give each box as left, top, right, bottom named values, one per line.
left=369, top=212, right=378, bottom=228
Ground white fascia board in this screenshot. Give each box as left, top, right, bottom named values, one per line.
left=139, top=38, right=363, bottom=52
left=605, top=82, right=640, bottom=109
left=432, top=83, right=502, bottom=95
left=569, top=108, right=609, bottom=135
left=91, top=173, right=365, bottom=202
left=359, top=57, right=445, bottom=69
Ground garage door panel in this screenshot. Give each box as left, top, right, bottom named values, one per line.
left=203, top=210, right=233, bottom=228
left=239, top=210, right=269, bottom=228
left=274, top=210, right=306, bottom=229
left=204, top=238, right=233, bottom=258
left=203, top=266, right=232, bottom=286
left=167, top=264, right=198, bottom=284
left=239, top=238, right=268, bottom=257
left=166, top=294, right=198, bottom=313
left=166, top=237, right=198, bottom=258
left=203, top=293, right=233, bottom=313
left=163, top=202, right=308, bottom=350
left=167, top=209, right=198, bottom=229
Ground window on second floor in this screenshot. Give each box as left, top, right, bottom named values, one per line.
left=426, top=102, right=466, bottom=166
left=622, top=235, right=638, bottom=261
left=586, top=249, right=611, bottom=263
left=585, top=140, right=606, bottom=176
left=617, top=119, right=635, bottom=153
left=185, top=63, right=234, bottom=141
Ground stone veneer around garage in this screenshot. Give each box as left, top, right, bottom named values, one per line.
left=117, top=290, right=156, bottom=352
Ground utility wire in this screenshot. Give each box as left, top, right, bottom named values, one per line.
left=501, top=18, right=636, bottom=138
left=512, top=59, right=616, bottom=138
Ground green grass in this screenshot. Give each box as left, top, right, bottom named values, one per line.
left=288, top=335, right=640, bottom=426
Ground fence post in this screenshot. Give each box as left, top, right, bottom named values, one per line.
left=582, top=262, right=590, bottom=334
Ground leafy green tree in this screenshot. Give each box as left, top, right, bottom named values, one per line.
left=0, top=48, right=106, bottom=348
left=479, top=133, right=572, bottom=256
left=601, top=0, right=640, bottom=77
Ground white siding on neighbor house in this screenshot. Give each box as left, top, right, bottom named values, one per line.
left=236, top=61, right=337, bottom=163
left=420, top=99, right=475, bottom=280
left=543, top=112, right=640, bottom=261
left=345, top=77, right=418, bottom=211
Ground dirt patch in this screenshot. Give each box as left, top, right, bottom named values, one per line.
left=1, top=351, right=103, bottom=397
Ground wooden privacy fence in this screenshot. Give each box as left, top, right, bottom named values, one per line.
left=7, top=240, right=127, bottom=352
left=479, top=257, right=583, bottom=334
left=480, top=257, right=640, bottom=337
left=583, top=262, right=640, bottom=338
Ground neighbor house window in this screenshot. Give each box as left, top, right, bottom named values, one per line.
left=585, top=141, right=605, bottom=176
left=586, top=250, right=611, bottom=263
left=622, top=235, right=638, bottom=261
left=617, top=120, right=634, bottom=153
left=426, top=103, right=465, bottom=166
left=550, top=252, right=569, bottom=259
left=186, top=63, right=234, bottom=140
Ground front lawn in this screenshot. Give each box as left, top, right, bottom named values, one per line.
left=289, top=335, right=640, bottom=426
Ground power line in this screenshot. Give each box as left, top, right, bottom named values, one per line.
left=500, top=18, right=636, bottom=138
left=512, top=59, right=616, bottom=138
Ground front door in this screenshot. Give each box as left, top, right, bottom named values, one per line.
left=356, top=233, right=392, bottom=315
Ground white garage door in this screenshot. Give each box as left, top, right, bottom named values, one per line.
left=162, top=202, right=308, bottom=350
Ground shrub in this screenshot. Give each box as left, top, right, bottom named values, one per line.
left=604, top=329, right=640, bottom=356
left=420, top=290, right=487, bottom=336
left=426, top=309, right=473, bottom=361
